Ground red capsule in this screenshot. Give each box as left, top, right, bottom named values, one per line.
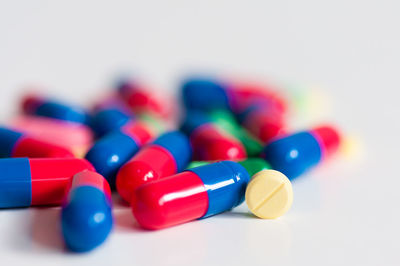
left=191, top=124, right=247, bottom=161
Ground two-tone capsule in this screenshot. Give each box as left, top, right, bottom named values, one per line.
left=116, top=131, right=191, bottom=203
left=90, top=106, right=134, bottom=137
left=0, top=127, right=74, bottom=158
left=131, top=161, right=250, bottom=230
left=21, top=94, right=90, bottom=124
left=0, top=158, right=94, bottom=208
left=85, top=116, right=162, bottom=187
left=181, top=110, right=246, bottom=161
left=117, top=80, right=170, bottom=118
left=181, top=77, right=286, bottom=113
left=61, top=171, right=113, bottom=252
left=263, top=125, right=341, bottom=179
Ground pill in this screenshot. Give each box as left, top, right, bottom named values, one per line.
left=181, top=77, right=286, bottom=113
left=0, top=126, right=74, bottom=158
left=237, top=104, right=286, bottom=143
left=245, top=170, right=293, bottom=219
left=21, top=94, right=90, bottom=124
left=181, top=110, right=246, bottom=161
left=263, top=125, right=341, bottom=179
left=90, top=107, right=134, bottom=137
left=117, top=80, right=170, bottom=118
left=116, top=131, right=192, bottom=202
left=0, top=158, right=94, bottom=208
left=11, top=116, right=94, bottom=157
left=131, top=161, right=250, bottom=230
left=187, top=158, right=271, bottom=177
left=62, top=171, right=112, bottom=252
left=85, top=118, right=160, bottom=187
left=208, top=109, right=263, bottom=156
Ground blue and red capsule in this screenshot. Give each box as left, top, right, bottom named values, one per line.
left=263, top=125, right=341, bottom=179
left=116, top=131, right=192, bottom=203
left=0, top=127, right=74, bottom=158
left=131, top=161, right=250, bottom=230
left=61, top=171, right=113, bottom=252
left=0, top=158, right=94, bottom=208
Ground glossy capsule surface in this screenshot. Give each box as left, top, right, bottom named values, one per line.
left=263, top=126, right=341, bottom=179
left=0, top=127, right=74, bottom=158
left=0, top=158, right=94, bottom=208
left=181, top=110, right=246, bottom=161
left=21, top=94, right=90, bottom=124
left=131, top=161, right=250, bottom=230
left=62, top=171, right=113, bottom=252
left=116, top=131, right=191, bottom=203
left=85, top=119, right=156, bottom=187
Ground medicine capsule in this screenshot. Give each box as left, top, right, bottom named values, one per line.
left=131, top=161, right=250, bottom=230
left=208, top=109, right=263, bottom=156
left=181, top=77, right=286, bottom=113
left=90, top=107, right=134, bottom=137
left=85, top=119, right=158, bottom=187
left=187, top=158, right=271, bottom=177
left=21, top=94, right=90, bottom=124
left=0, top=158, right=94, bottom=208
left=0, top=127, right=74, bottom=158
left=61, top=171, right=113, bottom=252
left=116, top=131, right=191, bottom=203
left=11, top=115, right=94, bottom=157
left=263, top=125, right=341, bottom=179
left=117, top=80, right=170, bottom=118
left=181, top=110, right=246, bottom=161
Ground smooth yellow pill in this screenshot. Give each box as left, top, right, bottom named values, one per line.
left=245, top=170, right=293, bottom=219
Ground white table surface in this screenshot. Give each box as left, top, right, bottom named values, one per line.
left=0, top=1, right=398, bottom=265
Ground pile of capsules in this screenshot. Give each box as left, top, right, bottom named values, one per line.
left=0, top=77, right=341, bottom=252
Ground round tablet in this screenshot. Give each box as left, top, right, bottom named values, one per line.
left=245, top=169, right=293, bottom=219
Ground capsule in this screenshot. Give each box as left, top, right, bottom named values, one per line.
left=181, top=77, right=286, bottom=113
left=116, top=131, right=191, bottom=203
left=117, top=80, right=170, bottom=118
left=188, top=158, right=271, bottom=177
left=181, top=110, right=246, bottom=161
left=61, top=171, right=113, bottom=252
left=208, top=109, right=263, bottom=156
left=263, top=125, right=341, bottom=179
left=0, top=158, right=94, bottom=208
left=0, top=127, right=74, bottom=158
left=85, top=119, right=158, bottom=187
left=21, top=94, right=90, bottom=124
left=131, top=161, right=250, bottom=230
left=11, top=116, right=94, bottom=158
left=238, top=104, right=286, bottom=143
left=90, top=107, right=134, bottom=137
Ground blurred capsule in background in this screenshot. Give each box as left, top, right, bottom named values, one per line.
left=207, top=109, right=263, bottom=156
left=21, top=94, right=91, bottom=125
left=131, top=161, right=250, bottom=230
left=11, top=116, right=94, bottom=157
left=181, top=110, right=246, bottom=161
left=263, top=125, right=341, bottom=179
left=0, top=126, right=74, bottom=158
left=116, top=131, right=192, bottom=203
left=90, top=107, right=134, bottom=137
left=62, top=171, right=112, bottom=252
left=85, top=116, right=163, bottom=188
left=117, top=79, right=172, bottom=118
left=0, top=158, right=94, bottom=208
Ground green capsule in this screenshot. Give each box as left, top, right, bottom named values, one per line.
left=187, top=158, right=270, bottom=177
left=238, top=158, right=271, bottom=177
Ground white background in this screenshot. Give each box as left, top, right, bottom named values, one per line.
left=0, top=1, right=399, bottom=265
